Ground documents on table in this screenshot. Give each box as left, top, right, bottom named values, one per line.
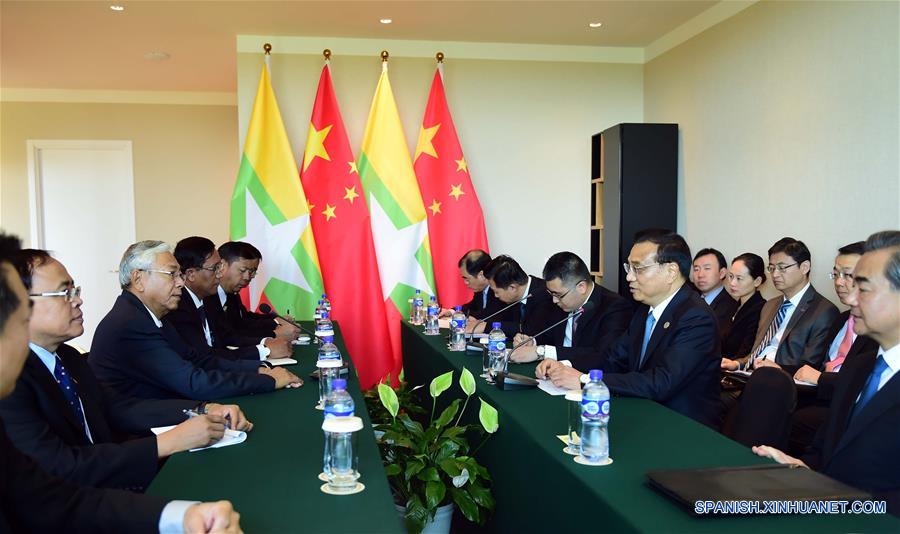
left=151, top=426, right=247, bottom=452
left=727, top=369, right=817, bottom=387
left=267, top=357, right=298, bottom=366
left=538, top=379, right=570, bottom=396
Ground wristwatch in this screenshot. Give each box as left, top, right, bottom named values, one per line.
left=536, top=345, right=546, bottom=360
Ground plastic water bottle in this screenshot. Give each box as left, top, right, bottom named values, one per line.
left=321, top=293, right=332, bottom=313
left=324, top=378, right=354, bottom=419
left=449, top=306, right=466, bottom=351
left=487, top=322, right=507, bottom=377
left=316, top=310, right=334, bottom=338
left=314, top=299, right=324, bottom=321
left=316, top=336, right=343, bottom=407
left=411, top=290, right=425, bottom=325
left=424, top=296, right=440, bottom=335
left=580, top=369, right=610, bottom=463
left=322, top=416, right=362, bottom=491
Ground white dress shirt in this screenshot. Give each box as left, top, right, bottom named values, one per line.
left=758, top=282, right=811, bottom=361
left=184, top=287, right=213, bottom=347
left=544, top=283, right=595, bottom=361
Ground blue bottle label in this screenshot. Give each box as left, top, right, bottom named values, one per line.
left=324, top=408, right=354, bottom=418
left=488, top=339, right=506, bottom=352
left=582, top=399, right=601, bottom=417
left=600, top=400, right=610, bottom=416
left=452, top=318, right=465, bottom=330
left=427, top=305, right=439, bottom=316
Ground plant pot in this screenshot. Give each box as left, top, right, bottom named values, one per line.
left=394, top=503, right=454, bottom=534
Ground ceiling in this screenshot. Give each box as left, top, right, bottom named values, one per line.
left=0, top=0, right=718, bottom=92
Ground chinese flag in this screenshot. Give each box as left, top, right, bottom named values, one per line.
left=414, top=67, right=489, bottom=307
left=300, top=63, right=394, bottom=388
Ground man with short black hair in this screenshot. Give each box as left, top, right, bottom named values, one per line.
left=508, top=252, right=631, bottom=365
left=692, top=247, right=738, bottom=336
left=537, top=232, right=722, bottom=428
left=732, top=237, right=839, bottom=373
left=451, top=249, right=506, bottom=320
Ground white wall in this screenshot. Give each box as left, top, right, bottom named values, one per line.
left=236, top=52, right=643, bottom=276
left=644, top=0, right=900, bottom=302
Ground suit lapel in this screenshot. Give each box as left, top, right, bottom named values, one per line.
left=831, top=365, right=900, bottom=459
left=640, top=287, right=687, bottom=368
left=781, top=287, right=816, bottom=343
left=572, top=289, right=600, bottom=346
left=754, top=298, right=781, bottom=348
left=24, top=352, right=86, bottom=439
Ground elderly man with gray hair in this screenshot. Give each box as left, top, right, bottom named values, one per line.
left=90, top=241, right=301, bottom=401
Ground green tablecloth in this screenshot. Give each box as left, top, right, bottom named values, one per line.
left=402, top=322, right=899, bottom=533
left=148, top=324, right=403, bottom=533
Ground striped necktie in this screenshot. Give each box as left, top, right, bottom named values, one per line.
left=53, top=355, right=89, bottom=440
left=748, top=299, right=793, bottom=367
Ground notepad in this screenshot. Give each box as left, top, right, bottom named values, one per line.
left=151, top=426, right=247, bottom=452
left=267, top=357, right=298, bottom=366
left=725, top=369, right=817, bottom=387
left=538, top=379, right=570, bottom=396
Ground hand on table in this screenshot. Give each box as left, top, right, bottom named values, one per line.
left=509, top=344, right=538, bottom=363
left=204, top=403, right=253, bottom=432
left=263, top=337, right=292, bottom=358
left=793, top=365, right=822, bottom=385
left=721, top=358, right=739, bottom=371
left=260, top=366, right=303, bottom=389
left=157, top=414, right=226, bottom=457
left=751, top=445, right=808, bottom=468
left=183, top=501, right=242, bottom=534
left=273, top=321, right=301, bottom=340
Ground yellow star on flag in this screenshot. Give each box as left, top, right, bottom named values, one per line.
left=414, top=123, right=441, bottom=161
left=449, top=184, right=465, bottom=201
left=455, top=158, right=468, bottom=173
left=302, top=123, right=333, bottom=172
left=322, top=204, right=337, bottom=221
left=348, top=161, right=358, bottom=174
left=343, top=186, right=359, bottom=204
left=429, top=199, right=442, bottom=215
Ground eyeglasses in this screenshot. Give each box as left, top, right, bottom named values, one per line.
left=828, top=271, right=855, bottom=281
left=142, top=269, right=185, bottom=281
left=623, top=262, right=661, bottom=275
left=196, top=261, right=222, bottom=273
left=547, top=287, right=573, bottom=301
left=29, top=286, right=82, bottom=302
left=767, top=262, right=798, bottom=274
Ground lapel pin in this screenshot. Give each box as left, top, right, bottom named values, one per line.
left=663, top=321, right=670, bottom=329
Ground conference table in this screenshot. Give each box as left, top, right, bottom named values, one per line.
left=147, top=324, right=403, bottom=533
left=402, top=322, right=900, bottom=533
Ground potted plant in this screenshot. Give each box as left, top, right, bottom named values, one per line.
left=374, top=368, right=498, bottom=534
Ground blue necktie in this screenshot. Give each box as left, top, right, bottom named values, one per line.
left=639, top=313, right=657, bottom=367
left=53, top=355, right=88, bottom=439
left=850, top=355, right=889, bottom=421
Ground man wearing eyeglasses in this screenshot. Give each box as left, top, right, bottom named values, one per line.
left=729, top=237, right=839, bottom=374
left=166, top=237, right=292, bottom=362
left=508, top=252, right=631, bottom=365
left=537, top=232, right=722, bottom=428
left=0, top=248, right=253, bottom=491
left=90, top=241, right=301, bottom=401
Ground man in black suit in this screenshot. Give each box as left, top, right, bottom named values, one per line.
left=0, top=232, right=241, bottom=533
left=167, top=236, right=292, bottom=361
left=204, top=241, right=299, bottom=344
left=733, top=237, right=840, bottom=374
left=538, top=232, right=722, bottom=428
left=509, top=252, right=631, bottom=365
left=90, top=240, right=301, bottom=400
left=754, top=230, right=900, bottom=515
left=692, top=248, right=738, bottom=338
left=0, top=249, right=252, bottom=490
left=445, top=249, right=507, bottom=321
left=481, top=254, right=565, bottom=343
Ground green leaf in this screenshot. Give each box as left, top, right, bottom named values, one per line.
left=478, top=398, right=499, bottom=433
left=398, top=414, right=424, bottom=440
left=433, top=399, right=461, bottom=429
left=416, top=466, right=440, bottom=482
left=450, top=487, right=480, bottom=523
left=438, top=458, right=462, bottom=477
left=384, top=463, right=401, bottom=476
left=460, top=367, right=476, bottom=396
left=468, top=483, right=495, bottom=511
left=405, top=495, right=428, bottom=534
left=405, top=459, right=425, bottom=480
left=377, top=383, right=399, bottom=419
left=429, top=371, right=454, bottom=399
left=425, top=480, right=446, bottom=510
left=399, top=368, right=405, bottom=383
left=433, top=438, right=461, bottom=462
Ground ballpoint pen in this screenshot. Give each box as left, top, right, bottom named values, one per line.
left=183, top=408, right=231, bottom=430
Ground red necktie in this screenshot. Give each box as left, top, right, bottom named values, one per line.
left=826, top=316, right=855, bottom=372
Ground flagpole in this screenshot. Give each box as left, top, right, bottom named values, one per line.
left=263, top=42, right=272, bottom=69
left=381, top=50, right=389, bottom=72
left=323, top=48, right=331, bottom=65
left=436, top=52, right=444, bottom=79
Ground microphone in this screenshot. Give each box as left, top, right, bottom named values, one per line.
left=507, top=300, right=595, bottom=360
left=469, top=293, right=533, bottom=338
left=258, top=303, right=320, bottom=344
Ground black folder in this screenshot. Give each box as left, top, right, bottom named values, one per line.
left=646, top=464, right=871, bottom=516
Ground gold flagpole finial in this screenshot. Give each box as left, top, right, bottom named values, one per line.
left=436, top=52, right=444, bottom=63
left=323, top=49, right=332, bottom=61
left=381, top=50, right=389, bottom=62
left=263, top=43, right=272, bottom=55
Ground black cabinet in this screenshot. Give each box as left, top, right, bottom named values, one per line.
left=590, top=123, right=678, bottom=300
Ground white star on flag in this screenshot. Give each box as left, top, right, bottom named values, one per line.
left=368, top=192, right=434, bottom=298
left=243, top=190, right=312, bottom=311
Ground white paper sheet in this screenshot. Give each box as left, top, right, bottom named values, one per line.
left=151, top=426, right=247, bottom=452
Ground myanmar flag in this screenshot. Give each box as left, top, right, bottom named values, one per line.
left=230, top=55, right=324, bottom=319
left=359, top=62, right=436, bottom=376
left=299, top=63, right=394, bottom=388
left=414, top=66, right=489, bottom=307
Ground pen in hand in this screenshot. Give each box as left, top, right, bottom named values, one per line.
left=183, top=408, right=231, bottom=430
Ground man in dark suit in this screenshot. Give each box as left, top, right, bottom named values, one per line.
left=203, top=241, right=299, bottom=344
left=734, top=237, right=840, bottom=374
left=754, top=230, right=900, bottom=515
left=447, top=249, right=507, bottom=321
left=481, top=254, right=565, bottom=343
left=167, top=236, right=292, bottom=361
left=90, top=240, right=301, bottom=401
left=692, top=248, right=738, bottom=338
left=0, top=249, right=252, bottom=490
left=538, top=232, right=722, bottom=428
left=509, top=252, right=631, bottom=365
left=0, top=232, right=241, bottom=532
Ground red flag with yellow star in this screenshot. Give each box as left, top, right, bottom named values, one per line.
left=300, top=63, right=393, bottom=388
left=414, top=66, right=490, bottom=307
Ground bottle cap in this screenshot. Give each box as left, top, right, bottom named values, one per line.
left=492, top=322, right=501, bottom=328
left=454, top=306, right=462, bottom=311
left=318, top=300, right=324, bottom=305
left=322, top=293, right=327, bottom=298
left=415, top=289, right=421, bottom=294
left=322, top=416, right=363, bottom=433
left=321, top=311, right=329, bottom=319
left=332, top=378, right=347, bottom=390
left=588, top=369, right=603, bottom=381
left=430, top=296, right=436, bottom=302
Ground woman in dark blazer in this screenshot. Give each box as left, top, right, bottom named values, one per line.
left=721, top=253, right=767, bottom=360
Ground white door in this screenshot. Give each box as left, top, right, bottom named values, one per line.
left=28, top=140, right=136, bottom=351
